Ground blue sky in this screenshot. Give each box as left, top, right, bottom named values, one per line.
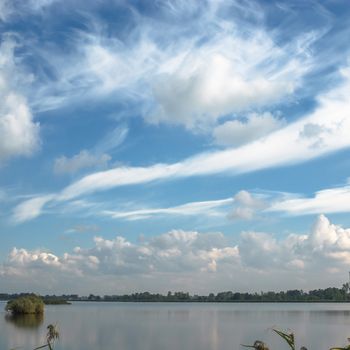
left=1, top=0, right=350, bottom=294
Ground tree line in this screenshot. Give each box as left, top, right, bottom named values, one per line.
left=1, top=284, right=349, bottom=303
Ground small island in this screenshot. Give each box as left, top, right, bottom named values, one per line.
left=43, top=297, right=71, bottom=305
left=5, top=295, right=45, bottom=315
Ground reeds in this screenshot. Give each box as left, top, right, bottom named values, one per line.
left=33, top=324, right=59, bottom=350
left=242, top=328, right=350, bottom=350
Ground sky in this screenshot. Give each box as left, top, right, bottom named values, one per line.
left=1, top=0, right=350, bottom=295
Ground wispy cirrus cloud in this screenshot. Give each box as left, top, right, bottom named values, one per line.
left=27, top=0, right=317, bottom=130
left=269, top=183, right=350, bottom=216
left=58, top=67, right=350, bottom=198
left=102, top=182, right=350, bottom=222
left=103, top=198, right=233, bottom=221
left=11, top=66, right=350, bottom=222
left=12, top=194, right=54, bottom=223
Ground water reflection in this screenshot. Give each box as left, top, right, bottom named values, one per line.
left=1, top=302, right=350, bottom=350
left=5, top=313, right=44, bottom=329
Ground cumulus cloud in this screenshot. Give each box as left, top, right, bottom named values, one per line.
left=1, top=230, right=239, bottom=279
left=54, top=150, right=111, bottom=175
left=150, top=49, right=298, bottom=131
left=239, top=215, right=350, bottom=272
left=229, top=190, right=268, bottom=220
left=240, top=216, right=348, bottom=275
left=2, top=215, right=350, bottom=293
left=213, top=113, right=285, bottom=147
left=0, top=39, right=39, bottom=162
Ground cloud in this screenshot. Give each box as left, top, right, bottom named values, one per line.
left=94, top=125, right=128, bottom=155
left=103, top=198, right=233, bottom=221
left=2, top=215, right=350, bottom=293
left=1, top=230, right=239, bottom=279
left=239, top=214, right=350, bottom=272
left=150, top=49, right=300, bottom=131
left=12, top=195, right=54, bottom=223
left=53, top=125, right=128, bottom=176
left=0, top=0, right=60, bottom=22
left=12, top=65, right=350, bottom=221
left=268, top=183, right=350, bottom=216
left=87, top=182, right=350, bottom=223
left=64, top=224, right=100, bottom=234
left=229, top=190, right=268, bottom=220
left=213, top=113, right=285, bottom=147
left=54, top=150, right=111, bottom=175
left=27, top=0, right=315, bottom=131
left=0, top=0, right=11, bottom=21
left=8, top=247, right=61, bottom=268
left=0, top=38, right=39, bottom=162
left=54, top=67, right=350, bottom=200
left=27, top=0, right=59, bottom=12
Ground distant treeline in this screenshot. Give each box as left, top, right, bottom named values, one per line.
left=1, top=285, right=350, bottom=303
left=1, top=294, right=70, bottom=305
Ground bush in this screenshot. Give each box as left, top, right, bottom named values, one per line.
left=5, top=295, right=45, bottom=315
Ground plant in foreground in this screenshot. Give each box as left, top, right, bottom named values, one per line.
left=33, top=324, right=59, bottom=350
left=242, top=329, right=295, bottom=350
left=242, top=328, right=350, bottom=350
left=329, top=338, right=350, bottom=350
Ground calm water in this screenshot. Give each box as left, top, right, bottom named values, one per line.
left=1, top=301, right=350, bottom=350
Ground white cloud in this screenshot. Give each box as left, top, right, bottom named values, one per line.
left=1, top=230, right=239, bottom=279
left=53, top=125, right=128, bottom=176
left=54, top=150, right=111, bottom=175
left=239, top=214, right=350, bottom=273
left=229, top=190, right=268, bottom=220
left=234, top=190, right=265, bottom=208
left=150, top=49, right=300, bottom=131
left=27, top=0, right=59, bottom=12
left=91, top=182, right=350, bottom=223
left=56, top=67, right=350, bottom=200
left=12, top=66, right=350, bottom=221
left=0, top=39, right=39, bottom=162
left=28, top=0, right=316, bottom=132
left=94, top=125, right=128, bottom=154
left=12, top=195, right=54, bottom=223
left=306, top=214, right=350, bottom=264
left=2, top=215, right=350, bottom=293
left=0, top=0, right=10, bottom=21
left=8, top=247, right=61, bottom=267
left=65, top=224, right=100, bottom=234
left=269, top=184, right=350, bottom=216
left=0, top=0, right=60, bottom=22
left=213, top=113, right=285, bottom=147
left=103, top=198, right=233, bottom=221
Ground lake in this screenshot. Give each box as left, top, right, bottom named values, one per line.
left=1, top=301, right=350, bottom=350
